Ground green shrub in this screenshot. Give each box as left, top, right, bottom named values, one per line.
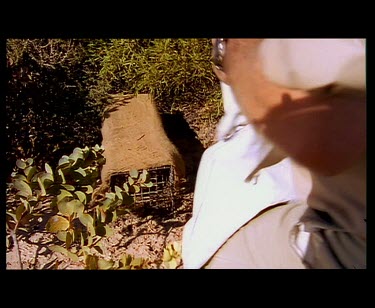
left=83, top=38, right=221, bottom=114
left=6, top=145, right=163, bottom=269
left=6, top=39, right=102, bottom=175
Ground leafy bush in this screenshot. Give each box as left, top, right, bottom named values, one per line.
left=6, top=145, right=183, bottom=269
left=6, top=145, right=181, bottom=269
left=6, top=39, right=102, bottom=176
left=83, top=38, right=221, bottom=114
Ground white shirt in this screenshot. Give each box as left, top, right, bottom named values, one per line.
left=182, top=83, right=312, bottom=269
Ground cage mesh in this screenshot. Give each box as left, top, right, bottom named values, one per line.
left=109, top=165, right=176, bottom=209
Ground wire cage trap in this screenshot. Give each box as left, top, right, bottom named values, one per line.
left=100, top=94, right=186, bottom=213
left=109, top=165, right=178, bottom=210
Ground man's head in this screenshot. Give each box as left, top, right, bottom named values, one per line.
left=211, top=39, right=366, bottom=175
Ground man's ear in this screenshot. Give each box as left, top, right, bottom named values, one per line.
left=212, top=64, right=229, bottom=85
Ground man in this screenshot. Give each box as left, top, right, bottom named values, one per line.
left=182, top=39, right=366, bottom=269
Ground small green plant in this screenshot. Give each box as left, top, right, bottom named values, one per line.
left=163, top=241, right=182, bottom=269
left=84, top=253, right=152, bottom=270
left=6, top=145, right=156, bottom=269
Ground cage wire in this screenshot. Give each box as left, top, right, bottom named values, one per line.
left=109, top=165, right=177, bottom=211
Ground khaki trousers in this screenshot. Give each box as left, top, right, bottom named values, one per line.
left=204, top=201, right=308, bottom=269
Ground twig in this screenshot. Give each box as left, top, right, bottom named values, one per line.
left=10, top=229, right=23, bottom=270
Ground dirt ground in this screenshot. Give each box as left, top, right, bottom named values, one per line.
left=5, top=101, right=220, bottom=270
